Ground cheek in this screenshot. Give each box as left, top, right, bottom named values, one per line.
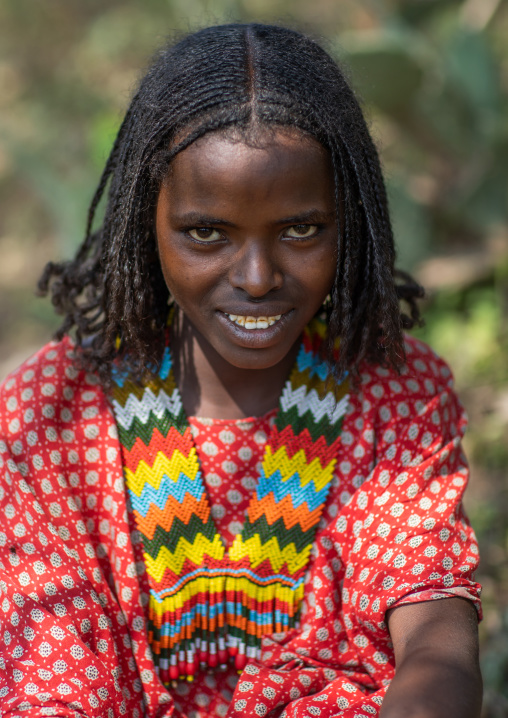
left=157, top=239, right=189, bottom=286
left=162, top=270, right=195, bottom=305
left=158, top=248, right=189, bottom=301
left=157, top=249, right=176, bottom=291
left=305, top=248, right=337, bottom=297
left=157, top=244, right=222, bottom=309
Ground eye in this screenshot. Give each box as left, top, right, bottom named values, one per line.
left=188, top=227, right=222, bottom=242
left=284, top=224, right=319, bottom=239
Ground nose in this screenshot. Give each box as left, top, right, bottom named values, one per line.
left=229, top=240, right=283, bottom=298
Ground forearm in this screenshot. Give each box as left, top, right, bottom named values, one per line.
left=381, top=598, right=482, bottom=718
left=380, top=647, right=482, bottom=718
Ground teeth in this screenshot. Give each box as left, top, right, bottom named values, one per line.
left=226, top=313, right=283, bottom=329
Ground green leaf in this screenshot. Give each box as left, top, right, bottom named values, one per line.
left=88, top=111, right=122, bottom=170
left=456, top=147, right=508, bottom=229
left=445, top=27, right=502, bottom=133
left=387, top=178, right=432, bottom=270
left=338, top=30, right=425, bottom=113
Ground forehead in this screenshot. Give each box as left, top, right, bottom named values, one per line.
left=161, top=128, right=335, bottom=215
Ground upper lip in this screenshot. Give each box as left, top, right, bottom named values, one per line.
left=219, top=308, right=291, bottom=317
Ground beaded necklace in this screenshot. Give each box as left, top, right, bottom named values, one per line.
left=110, top=317, right=349, bottom=683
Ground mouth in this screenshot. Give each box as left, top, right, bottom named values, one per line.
left=225, top=313, right=283, bottom=330
left=215, top=308, right=296, bottom=352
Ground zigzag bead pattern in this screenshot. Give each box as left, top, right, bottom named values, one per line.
left=110, top=317, right=349, bottom=682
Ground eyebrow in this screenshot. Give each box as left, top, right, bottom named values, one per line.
left=173, top=212, right=236, bottom=227
left=276, top=209, right=336, bottom=225
left=173, top=209, right=336, bottom=226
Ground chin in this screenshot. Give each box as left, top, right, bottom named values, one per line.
left=220, top=341, right=300, bottom=372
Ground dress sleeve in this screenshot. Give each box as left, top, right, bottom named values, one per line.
left=225, top=351, right=482, bottom=718
left=0, top=351, right=176, bottom=718
left=339, top=351, right=482, bottom=635
left=0, top=440, right=116, bottom=717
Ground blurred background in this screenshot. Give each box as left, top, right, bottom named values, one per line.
left=0, top=0, right=507, bottom=711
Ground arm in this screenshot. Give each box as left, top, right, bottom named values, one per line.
left=0, top=348, right=175, bottom=718
left=381, top=597, right=482, bottom=718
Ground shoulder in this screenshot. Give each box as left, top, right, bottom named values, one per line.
left=0, top=338, right=109, bottom=438
left=356, top=334, right=456, bottom=402
left=309, top=316, right=454, bottom=396
left=401, top=334, right=454, bottom=389
left=1, top=337, right=83, bottom=402
left=341, top=334, right=467, bottom=451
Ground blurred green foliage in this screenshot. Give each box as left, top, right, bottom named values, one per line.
left=0, top=0, right=507, bottom=712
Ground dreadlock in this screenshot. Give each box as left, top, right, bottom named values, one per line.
left=38, top=23, right=424, bottom=385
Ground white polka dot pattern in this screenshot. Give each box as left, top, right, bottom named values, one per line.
left=0, top=335, right=481, bottom=718
left=0, top=340, right=173, bottom=718
left=188, top=412, right=276, bottom=547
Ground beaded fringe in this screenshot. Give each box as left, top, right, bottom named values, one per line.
left=148, top=571, right=305, bottom=681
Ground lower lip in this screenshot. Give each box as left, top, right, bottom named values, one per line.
left=216, top=311, right=293, bottom=347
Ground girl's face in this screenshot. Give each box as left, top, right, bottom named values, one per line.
left=155, top=128, right=338, bottom=371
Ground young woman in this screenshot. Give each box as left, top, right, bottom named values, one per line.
left=0, top=23, right=482, bottom=718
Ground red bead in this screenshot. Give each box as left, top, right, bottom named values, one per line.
left=235, top=653, right=247, bottom=670
left=218, top=648, right=228, bottom=665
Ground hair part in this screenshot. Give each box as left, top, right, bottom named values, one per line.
left=38, top=22, right=424, bottom=386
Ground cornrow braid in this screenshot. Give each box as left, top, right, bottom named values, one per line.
left=38, top=22, right=423, bottom=385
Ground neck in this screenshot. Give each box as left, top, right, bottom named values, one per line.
left=170, top=312, right=299, bottom=420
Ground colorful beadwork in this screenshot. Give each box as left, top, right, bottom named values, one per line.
left=110, top=317, right=349, bottom=683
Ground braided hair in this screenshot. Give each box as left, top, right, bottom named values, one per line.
left=38, top=23, right=423, bottom=384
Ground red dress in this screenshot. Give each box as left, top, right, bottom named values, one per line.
left=173, top=411, right=277, bottom=716
left=0, top=336, right=482, bottom=718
